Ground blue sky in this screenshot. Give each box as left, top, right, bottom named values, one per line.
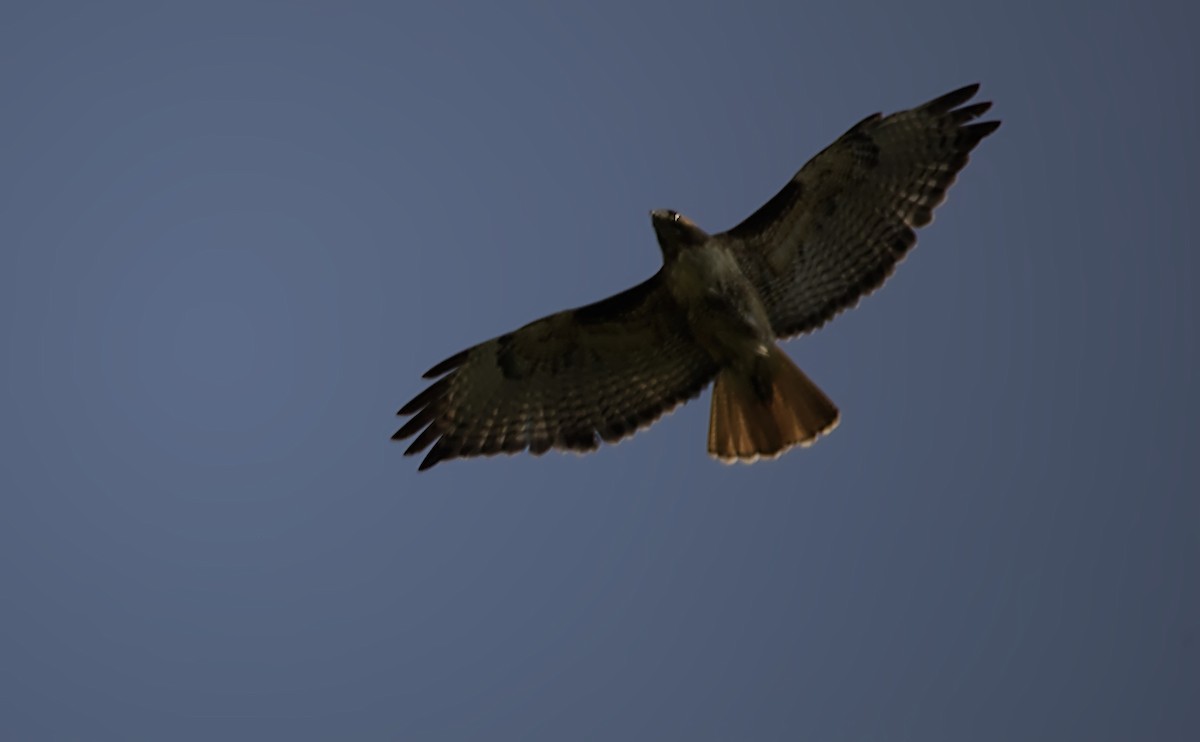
left=1, top=2, right=1196, bottom=740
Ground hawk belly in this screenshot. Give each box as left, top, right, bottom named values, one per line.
left=664, top=242, right=775, bottom=372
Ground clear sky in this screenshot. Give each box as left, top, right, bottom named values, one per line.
left=2, top=1, right=1196, bottom=740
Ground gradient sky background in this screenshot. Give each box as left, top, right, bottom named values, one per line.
left=2, top=2, right=1196, bottom=740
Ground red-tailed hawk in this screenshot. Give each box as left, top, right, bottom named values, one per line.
left=394, top=84, right=1000, bottom=470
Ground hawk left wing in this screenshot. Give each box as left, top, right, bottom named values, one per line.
left=392, top=272, right=718, bottom=470
left=722, top=83, right=1001, bottom=338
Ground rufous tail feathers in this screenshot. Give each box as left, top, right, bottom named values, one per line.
left=707, top=348, right=840, bottom=463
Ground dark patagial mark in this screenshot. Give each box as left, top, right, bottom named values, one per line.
left=572, top=273, right=661, bottom=325
left=495, top=332, right=524, bottom=380
left=727, top=178, right=804, bottom=240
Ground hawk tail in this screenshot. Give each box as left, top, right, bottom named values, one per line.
left=707, top=348, right=840, bottom=464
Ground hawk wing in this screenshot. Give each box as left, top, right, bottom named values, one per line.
left=722, top=84, right=1001, bottom=338
left=393, top=272, right=718, bottom=470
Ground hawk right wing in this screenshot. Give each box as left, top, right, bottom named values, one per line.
left=392, top=272, right=719, bottom=470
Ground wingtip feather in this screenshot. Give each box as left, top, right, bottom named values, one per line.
left=952, top=101, right=993, bottom=123
left=964, top=120, right=1002, bottom=143
left=418, top=443, right=452, bottom=471
left=423, top=349, right=468, bottom=379
left=925, top=83, right=982, bottom=113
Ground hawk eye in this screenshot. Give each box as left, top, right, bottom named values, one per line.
left=672, top=212, right=681, bottom=222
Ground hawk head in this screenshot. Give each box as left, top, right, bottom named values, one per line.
left=651, top=209, right=710, bottom=261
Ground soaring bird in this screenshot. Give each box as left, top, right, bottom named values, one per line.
left=393, top=84, right=1000, bottom=470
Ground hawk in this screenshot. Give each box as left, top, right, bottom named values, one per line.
left=394, top=84, right=1000, bottom=470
